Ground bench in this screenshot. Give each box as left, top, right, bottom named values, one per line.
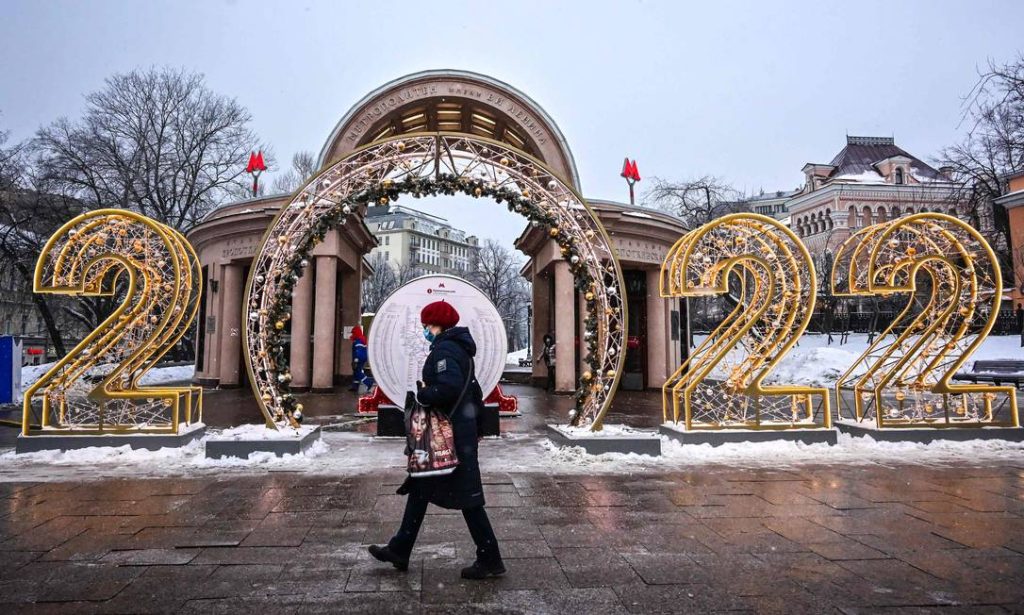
left=952, top=360, right=1024, bottom=389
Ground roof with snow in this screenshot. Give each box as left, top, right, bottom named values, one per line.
left=819, top=136, right=945, bottom=183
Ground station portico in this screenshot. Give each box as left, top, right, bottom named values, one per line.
left=187, top=69, right=691, bottom=394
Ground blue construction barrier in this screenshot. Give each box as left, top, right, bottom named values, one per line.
left=0, top=337, right=22, bottom=405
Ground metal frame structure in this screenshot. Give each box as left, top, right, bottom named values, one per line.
left=831, top=212, right=1018, bottom=428
left=22, top=209, right=202, bottom=436
left=243, top=133, right=627, bottom=431
left=660, top=213, right=830, bottom=430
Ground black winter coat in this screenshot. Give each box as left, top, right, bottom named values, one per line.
left=399, top=326, right=485, bottom=510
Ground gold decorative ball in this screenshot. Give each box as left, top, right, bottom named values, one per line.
left=605, top=370, right=616, bottom=378
left=548, top=227, right=560, bottom=238
left=499, top=157, right=509, bottom=166
left=295, top=403, right=304, bottom=413
left=895, top=390, right=906, bottom=401
left=396, top=141, right=406, bottom=152
left=275, top=320, right=285, bottom=330
left=585, top=292, right=595, bottom=301
left=382, top=179, right=393, bottom=188
left=261, top=393, right=272, bottom=403
left=521, top=189, right=530, bottom=198
left=474, top=187, right=483, bottom=197
left=277, top=235, right=288, bottom=245
left=582, top=371, right=592, bottom=382
left=258, top=350, right=267, bottom=358
left=379, top=196, right=389, bottom=205
left=906, top=246, right=917, bottom=256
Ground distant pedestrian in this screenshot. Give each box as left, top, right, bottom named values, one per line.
left=535, top=333, right=556, bottom=391
left=368, top=300, right=504, bottom=580
left=349, top=325, right=374, bottom=393
left=1017, top=303, right=1023, bottom=347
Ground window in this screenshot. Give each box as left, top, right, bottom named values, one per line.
left=895, top=168, right=905, bottom=185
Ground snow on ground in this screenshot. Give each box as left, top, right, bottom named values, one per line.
left=2, top=425, right=1023, bottom=483
left=21, top=362, right=195, bottom=388
left=696, top=334, right=1023, bottom=388
left=212, top=424, right=319, bottom=441
left=506, top=348, right=529, bottom=364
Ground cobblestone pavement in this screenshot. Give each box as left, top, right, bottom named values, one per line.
left=2, top=385, right=1024, bottom=612
left=2, top=461, right=1024, bottom=613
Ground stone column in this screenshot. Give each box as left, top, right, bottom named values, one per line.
left=646, top=269, right=668, bottom=388
left=338, top=269, right=361, bottom=379
left=531, top=267, right=551, bottom=383
left=289, top=267, right=313, bottom=391
left=553, top=261, right=576, bottom=393
left=217, top=264, right=243, bottom=387
left=312, top=256, right=337, bottom=391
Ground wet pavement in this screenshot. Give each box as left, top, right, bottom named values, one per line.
left=1, top=385, right=1023, bottom=612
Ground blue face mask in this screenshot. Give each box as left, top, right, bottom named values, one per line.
left=423, top=328, right=435, bottom=342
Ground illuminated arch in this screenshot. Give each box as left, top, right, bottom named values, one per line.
left=244, top=133, right=627, bottom=430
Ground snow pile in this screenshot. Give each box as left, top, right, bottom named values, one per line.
left=769, top=345, right=861, bottom=387
left=506, top=348, right=529, bottom=364
left=21, top=362, right=194, bottom=388
left=693, top=334, right=1023, bottom=388
left=211, top=424, right=318, bottom=441
left=554, top=424, right=658, bottom=439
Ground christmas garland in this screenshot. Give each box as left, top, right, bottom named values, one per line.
left=254, top=172, right=611, bottom=427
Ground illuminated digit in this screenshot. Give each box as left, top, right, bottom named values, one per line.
left=22, top=210, right=202, bottom=436
left=660, top=213, right=829, bottom=430
left=831, top=213, right=1017, bottom=427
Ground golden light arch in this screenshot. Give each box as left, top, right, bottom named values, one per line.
left=243, top=133, right=628, bottom=431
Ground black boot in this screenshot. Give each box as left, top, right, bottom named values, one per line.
left=368, top=545, right=409, bottom=571
left=460, top=558, right=506, bottom=580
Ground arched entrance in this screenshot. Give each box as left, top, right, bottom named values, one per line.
left=242, top=133, right=627, bottom=430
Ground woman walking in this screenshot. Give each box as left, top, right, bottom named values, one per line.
left=368, top=300, right=505, bottom=579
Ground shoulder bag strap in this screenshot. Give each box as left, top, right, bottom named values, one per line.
left=444, top=357, right=475, bottom=420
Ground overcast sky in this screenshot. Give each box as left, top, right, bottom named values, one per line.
left=2, top=0, right=1023, bottom=246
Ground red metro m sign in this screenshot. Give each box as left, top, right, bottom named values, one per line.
left=621, top=157, right=641, bottom=204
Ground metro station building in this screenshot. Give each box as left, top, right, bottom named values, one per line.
left=187, top=70, right=689, bottom=392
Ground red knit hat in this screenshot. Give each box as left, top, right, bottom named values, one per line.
left=420, top=301, right=460, bottom=329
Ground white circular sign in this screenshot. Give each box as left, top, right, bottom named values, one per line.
left=368, top=275, right=507, bottom=405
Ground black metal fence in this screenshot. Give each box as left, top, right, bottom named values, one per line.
left=691, top=304, right=1022, bottom=336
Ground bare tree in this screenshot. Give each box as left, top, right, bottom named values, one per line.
left=0, top=128, right=87, bottom=356
left=33, top=67, right=265, bottom=231
left=643, top=175, right=744, bottom=227
left=467, top=240, right=530, bottom=349
left=271, top=151, right=317, bottom=195
left=361, top=252, right=399, bottom=313
left=938, top=54, right=1024, bottom=267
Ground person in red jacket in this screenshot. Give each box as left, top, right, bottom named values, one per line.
left=349, top=325, right=374, bottom=393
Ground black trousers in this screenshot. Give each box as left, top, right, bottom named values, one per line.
left=546, top=365, right=555, bottom=391
left=387, top=492, right=501, bottom=564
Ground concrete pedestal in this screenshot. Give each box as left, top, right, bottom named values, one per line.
left=659, top=423, right=838, bottom=447
left=835, top=419, right=1024, bottom=443
left=16, top=423, right=206, bottom=454
left=205, top=425, right=322, bottom=459
left=545, top=424, right=662, bottom=456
